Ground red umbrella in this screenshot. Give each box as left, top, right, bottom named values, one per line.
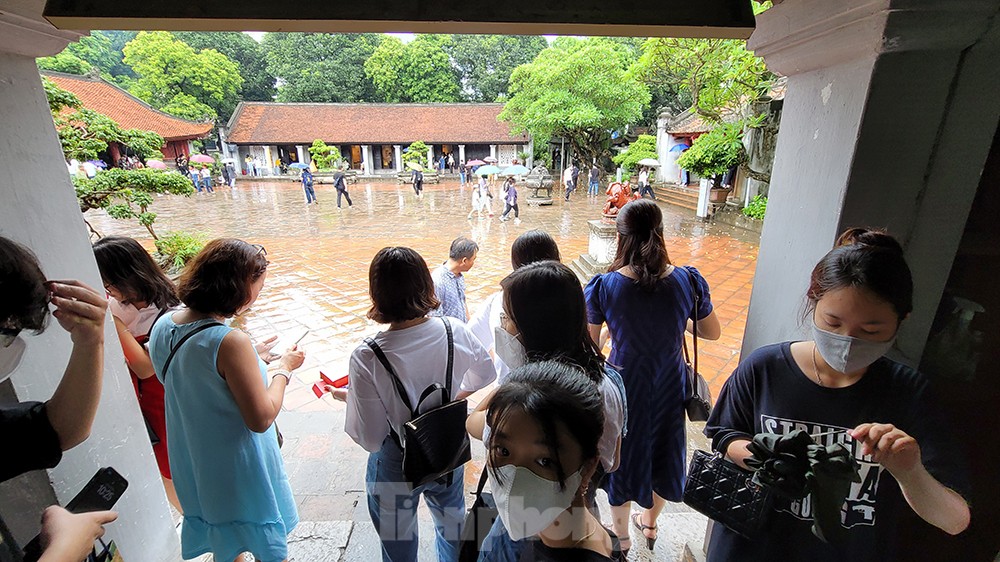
left=146, top=160, right=167, bottom=169
left=467, top=159, right=486, bottom=166
left=190, top=154, right=214, bottom=164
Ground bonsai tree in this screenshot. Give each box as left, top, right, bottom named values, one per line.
left=308, top=139, right=342, bottom=171
left=402, top=141, right=430, bottom=169
left=75, top=168, right=195, bottom=240
left=676, top=121, right=745, bottom=187
left=613, top=134, right=657, bottom=173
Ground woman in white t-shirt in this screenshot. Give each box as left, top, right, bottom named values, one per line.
left=339, top=246, right=495, bottom=562
left=468, top=230, right=562, bottom=381
left=467, top=260, right=628, bottom=562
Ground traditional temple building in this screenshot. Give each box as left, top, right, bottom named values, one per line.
left=42, top=71, right=213, bottom=163
left=221, top=102, right=532, bottom=175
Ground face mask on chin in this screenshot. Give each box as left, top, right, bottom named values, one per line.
left=488, top=463, right=583, bottom=541
left=811, top=319, right=895, bottom=374
left=0, top=336, right=27, bottom=383
left=494, top=326, right=527, bottom=370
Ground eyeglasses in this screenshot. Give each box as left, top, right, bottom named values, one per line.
left=251, top=243, right=267, bottom=257
left=0, top=328, right=21, bottom=348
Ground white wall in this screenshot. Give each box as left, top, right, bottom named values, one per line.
left=0, top=53, right=180, bottom=562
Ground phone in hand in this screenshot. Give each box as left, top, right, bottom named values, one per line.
left=22, top=467, right=128, bottom=561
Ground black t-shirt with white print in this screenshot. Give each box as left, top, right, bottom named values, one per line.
left=704, top=342, right=968, bottom=562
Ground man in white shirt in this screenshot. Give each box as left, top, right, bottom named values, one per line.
left=563, top=165, right=575, bottom=201
left=638, top=166, right=655, bottom=199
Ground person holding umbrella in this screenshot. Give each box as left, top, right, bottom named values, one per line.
left=638, top=167, right=654, bottom=199
left=300, top=167, right=317, bottom=205
left=499, top=175, right=519, bottom=223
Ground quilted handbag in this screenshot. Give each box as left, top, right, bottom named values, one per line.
left=683, top=450, right=774, bottom=538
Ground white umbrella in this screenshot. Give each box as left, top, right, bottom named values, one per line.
left=637, top=158, right=661, bottom=167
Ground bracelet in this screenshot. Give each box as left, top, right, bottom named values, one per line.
left=272, top=370, right=291, bottom=383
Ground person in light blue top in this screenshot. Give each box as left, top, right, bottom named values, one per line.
left=148, top=239, right=306, bottom=562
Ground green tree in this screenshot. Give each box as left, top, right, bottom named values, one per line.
left=75, top=168, right=194, bottom=240
left=37, top=51, right=94, bottom=75
left=676, top=121, right=745, bottom=185
left=365, top=35, right=461, bottom=103
left=123, top=31, right=243, bottom=121
left=38, top=32, right=138, bottom=85
left=308, top=139, right=342, bottom=170
left=175, top=32, right=275, bottom=102
left=445, top=35, right=547, bottom=102
left=613, top=134, right=658, bottom=173
left=263, top=33, right=382, bottom=103
left=501, top=38, right=650, bottom=167
left=402, top=141, right=430, bottom=168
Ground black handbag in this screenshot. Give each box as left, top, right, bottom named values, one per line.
left=683, top=450, right=774, bottom=538
left=681, top=268, right=712, bottom=422
left=366, top=317, right=472, bottom=489
left=458, top=468, right=499, bottom=562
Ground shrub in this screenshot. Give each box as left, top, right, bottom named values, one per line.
left=612, top=134, right=657, bottom=173
left=742, top=194, right=767, bottom=220
left=402, top=141, right=430, bottom=168
left=155, top=231, right=206, bottom=272
left=676, top=122, right=745, bottom=180
left=308, top=139, right=342, bottom=171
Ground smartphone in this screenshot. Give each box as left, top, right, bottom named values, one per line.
left=22, top=467, right=128, bottom=561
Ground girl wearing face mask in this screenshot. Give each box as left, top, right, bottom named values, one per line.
left=704, top=228, right=970, bottom=562
left=485, top=361, right=624, bottom=562
left=148, top=239, right=305, bottom=562
left=467, top=261, right=627, bottom=562
left=93, top=236, right=182, bottom=511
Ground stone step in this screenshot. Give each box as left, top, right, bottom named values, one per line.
left=568, top=258, right=591, bottom=285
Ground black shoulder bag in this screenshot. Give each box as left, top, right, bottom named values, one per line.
left=161, top=321, right=223, bottom=379
left=365, top=318, right=472, bottom=489
left=681, top=267, right=713, bottom=422
left=458, top=468, right=498, bottom=562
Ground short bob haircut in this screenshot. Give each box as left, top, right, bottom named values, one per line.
left=0, top=236, right=49, bottom=332
left=367, top=247, right=441, bottom=324
left=93, top=236, right=179, bottom=310
left=449, top=237, right=479, bottom=261
left=177, top=239, right=268, bottom=317
left=510, top=230, right=560, bottom=269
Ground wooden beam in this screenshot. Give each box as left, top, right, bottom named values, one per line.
left=43, top=0, right=755, bottom=39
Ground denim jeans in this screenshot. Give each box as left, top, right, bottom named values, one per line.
left=366, top=437, right=465, bottom=562
left=460, top=171, right=466, bottom=185
left=589, top=180, right=600, bottom=195
left=477, top=517, right=523, bottom=562
left=639, top=183, right=655, bottom=199
left=202, top=177, right=213, bottom=193
left=304, top=185, right=316, bottom=203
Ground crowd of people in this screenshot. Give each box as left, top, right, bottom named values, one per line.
left=0, top=196, right=971, bottom=562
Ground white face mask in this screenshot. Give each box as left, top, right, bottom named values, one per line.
left=0, top=336, right=26, bottom=383
left=488, top=463, right=583, bottom=541
left=494, top=326, right=527, bottom=370
left=812, top=319, right=895, bottom=374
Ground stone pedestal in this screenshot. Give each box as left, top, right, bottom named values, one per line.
left=571, top=219, right=618, bottom=283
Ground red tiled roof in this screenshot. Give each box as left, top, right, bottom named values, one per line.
left=225, top=102, right=529, bottom=145
left=667, top=110, right=712, bottom=135
left=42, top=72, right=213, bottom=141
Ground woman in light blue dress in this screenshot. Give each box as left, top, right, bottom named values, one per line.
left=149, top=239, right=306, bottom=562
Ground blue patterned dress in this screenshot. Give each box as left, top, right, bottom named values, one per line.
left=149, top=315, right=298, bottom=562
left=584, top=266, right=713, bottom=507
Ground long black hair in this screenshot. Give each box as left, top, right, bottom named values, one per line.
left=500, top=261, right=605, bottom=383
left=609, top=199, right=671, bottom=291
left=510, top=230, right=560, bottom=269
left=487, top=361, right=605, bottom=490
left=93, top=236, right=179, bottom=310
left=807, top=228, right=913, bottom=321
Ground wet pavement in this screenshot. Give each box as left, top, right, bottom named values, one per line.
left=86, top=178, right=759, bottom=561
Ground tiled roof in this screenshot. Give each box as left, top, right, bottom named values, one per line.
left=666, top=109, right=712, bottom=135
left=225, top=102, right=529, bottom=145
left=42, top=72, right=213, bottom=141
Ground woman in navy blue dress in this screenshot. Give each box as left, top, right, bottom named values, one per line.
left=585, top=200, right=721, bottom=554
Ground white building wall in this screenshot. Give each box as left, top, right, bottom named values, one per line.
left=0, top=52, right=180, bottom=562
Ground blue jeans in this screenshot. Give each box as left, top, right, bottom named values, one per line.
left=191, top=174, right=201, bottom=192
left=202, top=177, right=213, bottom=193
left=589, top=180, right=600, bottom=195
left=304, top=185, right=316, bottom=203
left=478, top=517, right=524, bottom=562
left=366, top=438, right=465, bottom=562
left=460, top=171, right=466, bottom=185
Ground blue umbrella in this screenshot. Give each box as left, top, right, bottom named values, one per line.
left=501, top=165, right=530, bottom=176
left=87, top=159, right=108, bottom=169
left=476, top=165, right=501, bottom=176
left=669, top=144, right=690, bottom=153
left=288, top=162, right=309, bottom=169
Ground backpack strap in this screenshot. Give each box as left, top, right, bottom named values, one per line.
left=364, top=336, right=416, bottom=418
left=162, top=321, right=224, bottom=380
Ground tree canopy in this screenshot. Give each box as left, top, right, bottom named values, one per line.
left=613, top=134, right=658, bottom=173
left=501, top=38, right=650, bottom=167
left=175, top=32, right=275, bottom=102
left=123, top=31, right=243, bottom=122
left=445, top=35, right=547, bottom=102
left=365, top=35, right=461, bottom=103
left=263, top=33, right=382, bottom=103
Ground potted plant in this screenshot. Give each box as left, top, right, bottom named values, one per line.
left=676, top=122, right=744, bottom=203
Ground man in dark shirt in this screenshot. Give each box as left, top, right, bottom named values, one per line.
left=588, top=164, right=600, bottom=196
left=333, top=165, right=353, bottom=208
left=0, top=236, right=117, bottom=561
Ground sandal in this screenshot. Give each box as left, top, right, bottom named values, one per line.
left=617, top=536, right=631, bottom=561
left=631, top=512, right=658, bottom=551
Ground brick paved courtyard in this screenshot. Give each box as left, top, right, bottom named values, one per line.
left=87, top=178, right=760, bottom=560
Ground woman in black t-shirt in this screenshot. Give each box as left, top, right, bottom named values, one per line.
left=705, top=228, right=970, bottom=562
left=483, top=361, right=624, bottom=562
